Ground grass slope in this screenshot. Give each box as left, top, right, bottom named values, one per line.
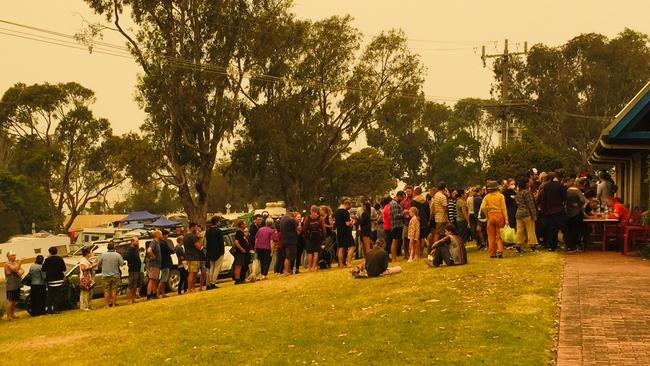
left=0, top=248, right=563, bottom=365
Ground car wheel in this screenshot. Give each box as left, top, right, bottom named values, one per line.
left=168, top=269, right=180, bottom=292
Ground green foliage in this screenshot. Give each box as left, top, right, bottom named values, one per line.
left=231, top=17, right=425, bottom=208
left=0, top=170, right=54, bottom=241
left=0, top=82, right=126, bottom=232
left=428, top=130, right=482, bottom=188
left=324, top=148, right=396, bottom=202
left=113, top=185, right=182, bottom=215
left=485, top=130, right=567, bottom=180
left=501, top=29, right=650, bottom=170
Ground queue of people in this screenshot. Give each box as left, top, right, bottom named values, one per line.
left=4, top=169, right=629, bottom=320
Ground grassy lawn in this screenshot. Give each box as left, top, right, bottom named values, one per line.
left=0, top=247, right=563, bottom=365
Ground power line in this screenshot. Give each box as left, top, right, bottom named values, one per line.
left=0, top=19, right=468, bottom=103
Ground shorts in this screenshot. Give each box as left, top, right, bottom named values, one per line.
left=233, top=252, right=247, bottom=267
left=6, top=289, right=20, bottom=301
left=337, top=233, right=355, bottom=249
left=103, top=275, right=120, bottom=293
left=147, top=266, right=161, bottom=280
left=160, top=268, right=170, bottom=282
left=284, top=244, right=297, bottom=262
left=128, top=272, right=140, bottom=289
left=184, top=260, right=201, bottom=273
left=419, top=227, right=430, bottom=240
left=390, top=227, right=403, bottom=241
left=306, top=239, right=321, bottom=254
left=435, top=222, right=447, bottom=236
left=384, top=228, right=392, bottom=245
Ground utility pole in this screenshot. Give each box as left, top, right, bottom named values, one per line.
left=481, top=39, right=528, bottom=146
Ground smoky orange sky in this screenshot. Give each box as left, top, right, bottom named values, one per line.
left=1, top=0, right=649, bottom=136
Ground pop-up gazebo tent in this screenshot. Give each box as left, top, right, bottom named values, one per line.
left=145, top=216, right=182, bottom=228
left=118, top=211, right=160, bottom=223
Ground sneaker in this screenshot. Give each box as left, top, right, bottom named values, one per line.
left=515, top=246, right=523, bottom=254
left=547, top=248, right=556, bottom=252
left=497, top=252, right=503, bottom=258
left=566, top=248, right=578, bottom=254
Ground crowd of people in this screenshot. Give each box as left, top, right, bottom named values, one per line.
left=3, top=168, right=632, bottom=320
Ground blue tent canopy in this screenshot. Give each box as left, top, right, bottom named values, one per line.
left=118, top=211, right=160, bottom=223
left=123, top=223, right=145, bottom=229
left=145, top=216, right=181, bottom=228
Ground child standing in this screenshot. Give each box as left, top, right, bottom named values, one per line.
left=407, top=206, right=420, bottom=261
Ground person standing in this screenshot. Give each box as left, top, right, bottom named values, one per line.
left=407, top=207, right=420, bottom=262
left=432, top=182, right=449, bottom=243
left=183, top=222, right=205, bottom=293
left=42, top=246, right=66, bottom=314
left=400, top=186, right=414, bottom=260
left=538, top=171, right=567, bottom=252
left=514, top=178, right=539, bottom=253
left=447, top=189, right=458, bottom=228
left=158, top=230, right=174, bottom=297
left=205, top=217, right=225, bottom=290
left=596, top=171, right=614, bottom=204
left=233, top=220, right=251, bottom=284
left=503, top=179, right=518, bottom=230
left=146, top=230, right=163, bottom=299
left=566, top=179, right=587, bottom=253
left=97, top=242, right=124, bottom=308
left=381, top=196, right=392, bottom=250
left=79, top=247, right=97, bottom=311
left=125, top=237, right=141, bottom=304
left=388, top=192, right=405, bottom=262
left=456, top=190, right=471, bottom=242
left=255, top=218, right=277, bottom=279
left=174, top=236, right=188, bottom=294
left=4, top=251, right=24, bottom=320
left=480, top=181, right=509, bottom=258
left=411, top=187, right=430, bottom=258
left=304, top=206, right=325, bottom=272
left=358, top=201, right=373, bottom=258
left=27, top=255, right=47, bottom=316
left=334, top=199, right=356, bottom=267
left=279, top=213, right=299, bottom=275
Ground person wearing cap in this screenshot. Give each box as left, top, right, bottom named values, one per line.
left=479, top=181, right=509, bottom=258
left=4, top=251, right=24, bottom=320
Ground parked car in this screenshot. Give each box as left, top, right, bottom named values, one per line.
left=18, top=261, right=129, bottom=314
left=137, top=227, right=238, bottom=292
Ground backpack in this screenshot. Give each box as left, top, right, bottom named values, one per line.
left=307, top=217, right=324, bottom=241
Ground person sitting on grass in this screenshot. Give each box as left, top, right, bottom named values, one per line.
left=351, top=239, right=402, bottom=278
left=427, top=224, right=468, bottom=268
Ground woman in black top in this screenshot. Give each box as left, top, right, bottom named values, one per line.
left=233, top=220, right=251, bottom=285
left=359, top=201, right=373, bottom=258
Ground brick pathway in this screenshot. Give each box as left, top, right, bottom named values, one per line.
left=557, top=252, right=650, bottom=365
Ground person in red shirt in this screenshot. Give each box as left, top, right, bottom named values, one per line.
left=603, top=196, right=630, bottom=229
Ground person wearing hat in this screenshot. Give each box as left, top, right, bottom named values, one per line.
left=4, top=251, right=24, bottom=320
left=479, top=181, right=509, bottom=258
